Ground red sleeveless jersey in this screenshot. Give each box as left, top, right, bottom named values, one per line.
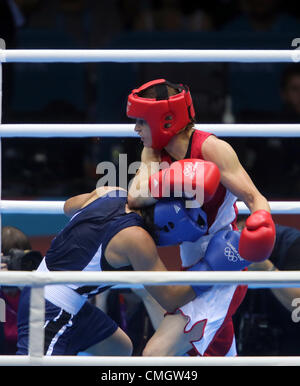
left=161, top=129, right=238, bottom=232
left=162, top=129, right=247, bottom=357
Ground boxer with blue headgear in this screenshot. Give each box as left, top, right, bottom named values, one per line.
left=149, top=199, right=252, bottom=296
left=149, top=199, right=252, bottom=271
left=152, top=199, right=208, bottom=246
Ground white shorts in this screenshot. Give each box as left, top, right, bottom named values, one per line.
left=177, top=284, right=247, bottom=356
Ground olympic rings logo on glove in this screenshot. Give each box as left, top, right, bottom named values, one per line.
left=224, top=243, right=243, bottom=263
left=183, top=162, right=201, bottom=180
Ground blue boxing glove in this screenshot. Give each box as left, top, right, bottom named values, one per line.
left=190, top=230, right=251, bottom=296
left=197, top=230, right=251, bottom=271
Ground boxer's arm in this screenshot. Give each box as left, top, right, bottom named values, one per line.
left=120, top=227, right=196, bottom=312
left=202, top=136, right=275, bottom=262
left=127, top=147, right=161, bottom=208
left=64, top=187, right=126, bottom=216
left=248, top=259, right=300, bottom=312
left=64, top=191, right=97, bottom=217
left=202, top=135, right=270, bottom=213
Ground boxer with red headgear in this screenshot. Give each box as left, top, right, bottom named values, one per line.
left=127, top=78, right=275, bottom=358
left=127, top=79, right=195, bottom=149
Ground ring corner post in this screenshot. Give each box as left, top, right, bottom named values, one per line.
left=28, top=285, right=45, bottom=363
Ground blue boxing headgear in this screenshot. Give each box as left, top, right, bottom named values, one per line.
left=154, top=199, right=208, bottom=246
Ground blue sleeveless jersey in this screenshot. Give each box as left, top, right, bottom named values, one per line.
left=45, top=190, right=143, bottom=271
left=17, top=190, right=145, bottom=354
left=270, top=224, right=300, bottom=268
left=38, top=190, right=145, bottom=304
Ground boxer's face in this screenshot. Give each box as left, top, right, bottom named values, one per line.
left=135, top=119, right=152, bottom=147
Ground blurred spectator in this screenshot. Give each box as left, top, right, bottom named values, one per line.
left=221, top=0, right=300, bottom=119
left=222, top=0, right=300, bottom=33
left=276, top=65, right=300, bottom=195
left=179, top=1, right=237, bottom=30
left=13, top=0, right=40, bottom=20
left=21, top=0, right=57, bottom=29
left=58, top=0, right=90, bottom=46
left=152, top=0, right=188, bottom=31
left=0, top=0, right=25, bottom=121
left=117, top=0, right=215, bottom=32
left=88, top=0, right=122, bottom=48
left=1, top=226, right=31, bottom=255
left=117, top=0, right=153, bottom=31
left=238, top=63, right=300, bottom=122
left=234, top=219, right=300, bottom=355
left=0, top=0, right=15, bottom=46
left=228, top=63, right=300, bottom=198
left=280, top=64, right=300, bottom=120
left=176, top=2, right=215, bottom=31
left=0, top=226, right=42, bottom=355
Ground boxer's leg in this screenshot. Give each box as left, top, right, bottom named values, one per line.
left=143, top=284, right=241, bottom=356
left=87, top=327, right=133, bottom=356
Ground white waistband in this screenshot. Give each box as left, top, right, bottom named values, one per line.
left=37, top=258, right=86, bottom=315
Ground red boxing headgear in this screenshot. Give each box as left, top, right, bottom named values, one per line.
left=127, top=79, right=195, bottom=149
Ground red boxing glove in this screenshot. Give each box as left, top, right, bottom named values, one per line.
left=148, top=159, right=220, bottom=204
left=239, top=210, right=276, bottom=262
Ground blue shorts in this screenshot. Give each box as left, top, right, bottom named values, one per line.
left=17, top=287, right=118, bottom=355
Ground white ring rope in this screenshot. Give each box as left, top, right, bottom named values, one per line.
left=1, top=269, right=300, bottom=366
left=0, top=200, right=65, bottom=214
left=0, top=270, right=300, bottom=288
left=0, top=49, right=299, bottom=63
left=1, top=200, right=299, bottom=214
left=0, top=123, right=300, bottom=138
left=0, top=355, right=300, bottom=366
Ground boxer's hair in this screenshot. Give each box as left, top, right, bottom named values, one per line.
left=138, top=83, right=179, bottom=99
left=139, top=205, right=158, bottom=243
left=138, top=83, right=196, bottom=130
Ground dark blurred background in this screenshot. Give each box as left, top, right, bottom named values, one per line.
left=1, top=0, right=300, bottom=260
left=1, top=0, right=300, bottom=201
left=1, top=0, right=300, bottom=357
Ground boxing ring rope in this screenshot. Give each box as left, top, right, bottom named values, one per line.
left=0, top=49, right=299, bottom=63
left=1, top=123, right=300, bottom=137
left=1, top=355, right=300, bottom=366
left=1, top=200, right=300, bottom=214
left=1, top=270, right=300, bottom=366
left=1, top=48, right=300, bottom=366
